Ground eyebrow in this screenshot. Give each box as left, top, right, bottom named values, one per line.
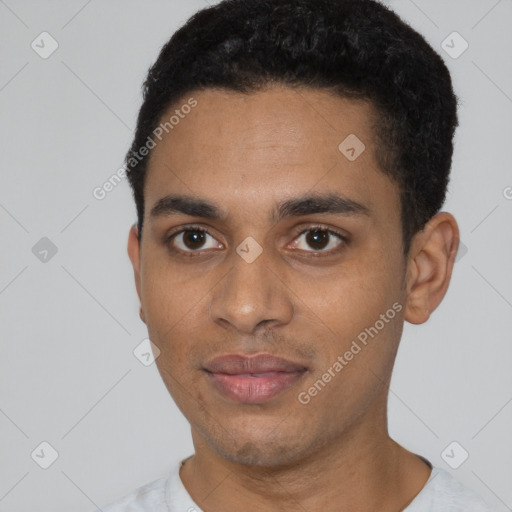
left=149, top=193, right=370, bottom=223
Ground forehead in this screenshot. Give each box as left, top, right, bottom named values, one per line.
left=152, top=85, right=376, bottom=163
left=144, top=85, right=399, bottom=228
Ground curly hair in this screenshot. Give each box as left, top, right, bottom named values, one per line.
left=125, top=0, right=458, bottom=254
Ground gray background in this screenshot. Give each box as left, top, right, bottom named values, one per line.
left=1, top=0, right=511, bottom=510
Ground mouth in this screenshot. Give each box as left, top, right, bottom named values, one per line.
left=203, top=354, right=308, bottom=404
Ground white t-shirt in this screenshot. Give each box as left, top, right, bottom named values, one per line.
left=96, top=458, right=495, bottom=512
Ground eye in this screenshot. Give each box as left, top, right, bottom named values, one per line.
left=165, top=224, right=347, bottom=256
left=167, top=226, right=223, bottom=253
left=291, top=226, right=347, bottom=254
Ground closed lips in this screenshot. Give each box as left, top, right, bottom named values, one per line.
left=203, top=354, right=308, bottom=375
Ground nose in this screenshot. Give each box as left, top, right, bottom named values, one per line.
left=210, top=249, right=294, bottom=335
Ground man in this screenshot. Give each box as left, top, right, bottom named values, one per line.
left=100, top=0, right=494, bottom=510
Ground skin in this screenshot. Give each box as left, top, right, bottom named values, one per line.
left=127, top=85, right=460, bottom=512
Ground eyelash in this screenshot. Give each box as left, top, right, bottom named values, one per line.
left=165, top=224, right=348, bottom=257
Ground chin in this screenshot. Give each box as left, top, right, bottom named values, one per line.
left=196, top=416, right=317, bottom=468
left=214, top=439, right=302, bottom=467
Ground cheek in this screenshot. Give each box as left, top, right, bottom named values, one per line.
left=301, top=252, right=403, bottom=340
left=296, top=272, right=404, bottom=423
left=295, top=249, right=405, bottom=405
left=139, top=259, right=203, bottom=377
left=140, top=251, right=204, bottom=328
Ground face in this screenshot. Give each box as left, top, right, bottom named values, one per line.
left=128, top=85, right=410, bottom=467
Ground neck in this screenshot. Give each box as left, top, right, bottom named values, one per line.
left=180, top=412, right=431, bottom=512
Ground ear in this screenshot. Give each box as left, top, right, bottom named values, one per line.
left=127, top=224, right=146, bottom=324
left=404, top=212, right=460, bottom=325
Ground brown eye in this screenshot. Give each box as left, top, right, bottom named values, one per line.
left=293, top=227, right=345, bottom=253
left=182, top=230, right=207, bottom=250
left=305, top=229, right=330, bottom=250
left=168, top=228, right=223, bottom=253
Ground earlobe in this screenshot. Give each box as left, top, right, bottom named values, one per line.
left=404, top=212, right=459, bottom=325
left=127, top=224, right=146, bottom=325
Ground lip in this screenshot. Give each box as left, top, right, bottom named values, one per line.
left=203, top=354, right=308, bottom=404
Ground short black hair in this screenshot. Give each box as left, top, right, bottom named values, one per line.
left=125, top=0, right=458, bottom=254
